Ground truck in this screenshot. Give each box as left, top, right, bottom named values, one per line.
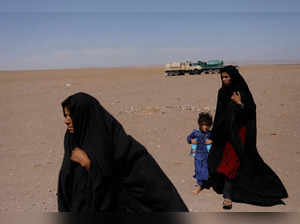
left=165, top=59, right=224, bottom=76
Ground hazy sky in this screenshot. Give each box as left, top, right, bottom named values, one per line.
left=1, top=0, right=300, bottom=12
left=1, top=1, right=300, bottom=70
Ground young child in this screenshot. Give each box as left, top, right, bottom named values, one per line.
left=187, top=112, right=213, bottom=194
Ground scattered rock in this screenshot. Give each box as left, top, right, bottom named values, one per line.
left=118, top=104, right=209, bottom=115
left=182, top=105, right=192, bottom=111
left=203, top=106, right=210, bottom=112
left=166, top=105, right=175, bottom=109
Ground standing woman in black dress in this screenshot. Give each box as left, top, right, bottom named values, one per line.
left=207, top=65, right=288, bottom=209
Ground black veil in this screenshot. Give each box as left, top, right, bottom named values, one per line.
left=57, top=92, right=188, bottom=212
left=207, top=66, right=288, bottom=206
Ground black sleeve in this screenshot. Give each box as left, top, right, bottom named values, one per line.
left=210, top=90, right=225, bottom=142
left=57, top=154, right=72, bottom=212
left=57, top=177, right=70, bottom=212
left=70, top=164, right=91, bottom=212
left=225, top=102, right=245, bottom=161
left=238, top=90, right=256, bottom=118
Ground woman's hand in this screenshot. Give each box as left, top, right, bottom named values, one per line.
left=231, top=91, right=242, bottom=105
left=70, top=147, right=91, bottom=171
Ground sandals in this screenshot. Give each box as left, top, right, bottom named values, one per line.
left=223, top=199, right=232, bottom=210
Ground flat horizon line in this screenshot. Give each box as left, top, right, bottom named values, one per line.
left=1, top=61, right=300, bottom=72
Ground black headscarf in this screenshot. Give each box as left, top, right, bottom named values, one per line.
left=207, top=66, right=288, bottom=206
left=57, top=92, right=188, bottom=212
left=212, top=66, right=256, bottom=132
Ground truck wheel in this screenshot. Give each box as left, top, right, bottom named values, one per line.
left=191, top=70, right=198, bottom=75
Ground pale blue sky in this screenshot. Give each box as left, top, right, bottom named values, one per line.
left=0, top=1, right=300, bottom=70
left=1, top=0, right=300, bottom=12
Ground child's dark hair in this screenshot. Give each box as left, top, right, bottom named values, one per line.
left=198, top=112, right=213, bottom=127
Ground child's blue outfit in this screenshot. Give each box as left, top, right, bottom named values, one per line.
left=187, top=129, right=211, bottom=187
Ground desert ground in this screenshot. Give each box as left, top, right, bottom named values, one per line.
left=0, top=64, right=299, bottom=212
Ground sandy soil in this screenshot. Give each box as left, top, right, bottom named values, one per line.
left=0, top=64, right=299, bottom=212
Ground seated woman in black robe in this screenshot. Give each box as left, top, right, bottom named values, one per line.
left=207, top=65, right=288, bottom=209
left=57, top=92, right=188, bottom=213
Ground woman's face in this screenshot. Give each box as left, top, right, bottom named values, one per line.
left=221, top=72, right=231, bottom=86
left=64, top=107, right=74, bottom=133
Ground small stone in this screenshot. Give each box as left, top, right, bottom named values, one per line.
left=65, top=83, right=71, bottom=87
left=184, top=105, right=192, bottom=110
left=203, top=106, right=210, bottom=111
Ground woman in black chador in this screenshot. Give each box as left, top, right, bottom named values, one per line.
left=207, top=65, right=288, bottom=209
left=57, top=92, right=188, bottom=212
